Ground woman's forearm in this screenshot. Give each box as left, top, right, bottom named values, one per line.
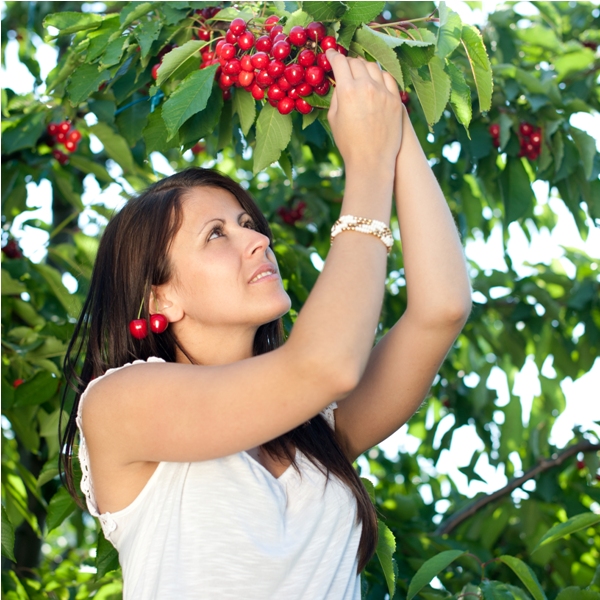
left=394, top=107, right=472, bottom=321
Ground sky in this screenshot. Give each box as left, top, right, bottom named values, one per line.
left=2, top=1, right=599, bottom=503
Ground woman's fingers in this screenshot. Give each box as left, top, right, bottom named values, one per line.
left=362, top=59, right=385, bottom=86
left=326, top=49, right=353, bottom=86
left=382, top=71, right=399, bottom=95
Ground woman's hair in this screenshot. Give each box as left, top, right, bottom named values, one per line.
left=60, top=167, right=378, bottom=573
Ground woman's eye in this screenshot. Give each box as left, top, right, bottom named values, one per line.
left=243, top=220, right=257, bottom=230
left=208, top=226, right=224, bottom=241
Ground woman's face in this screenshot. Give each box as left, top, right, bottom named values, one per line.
left=164, top=186, right=291, bottom=332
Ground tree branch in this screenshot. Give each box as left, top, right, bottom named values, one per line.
left=434, top=440, right=600, bottom=536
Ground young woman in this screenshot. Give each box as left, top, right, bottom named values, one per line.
left=60, top=49, right=472, bottom=598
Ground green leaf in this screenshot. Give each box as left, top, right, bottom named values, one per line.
left=253, top=105, right=293, bottom=174
left=217, top=99, right=233, bottom=151
left=337, top=24, right=358, bottom=49
left=407, top=550, right=466, bottom=600
left=302, top=110, right=320, bottom=129
left=1, top=269, right=26, bottom=296
left=393, top=31, right=436, bottom=68
left=1, top=505, right=16, bottom=562
left=96, top=530, right=120, bottom=579
left=533, top=512, right=600, bottom=553
left=212, top=7, right=255, bottom=22
left=120, top=2, right=154, bottom=29
left=554, top=48, right=595, bottom=82
left=376, top=520, right=396, bottom=598
left=354, top=26, right=404, bottom=87
left=360, top=476, right=375, bottom=503
left=86, top=15, right=121, bottom=62
left=500, top=157, right=535, bottom=224
left=303, top=1, right=348, bottom=22
left=135, top=19, right=162, bottom=59
left=162, top=66, right=218, bottom=139
left=99, top=37, right=127, bottom=68
left=498, top=556, right=547, bottom=600
left=481, top=580, right=516, bottom=600
left=282, top=10, right=311, bottom=34
left=2, top=112, right=46, bottom=154
left=89, top=122, right=136, bottom=173
left=341, top=2, right=385, bottom=25
left=31, top=263, right=83, bottom=317
left=67, top=63, right=111, bottom=106
left=306, top=87, right=334, bottom=108
left=437, top=10, right=462, bottom=58
left=447, top=61, right=471, bottom=133
left=68, top=154, right=113, bottom=184
left=409, top=56, right=451, bottom=128
left=14, top=371, right=59, bottom=407
left=570, top=126, right=596, bottom=180
left=52, top=168, right=84, bottom=211
left=232, top=89, right=256, bottom=136
left=179, top=88, right=223, bottom=149
left=278, top=150, right=293, bottom=181
left=160, top=3, right=191, bottom=25
left=156, top=40, right=206, bottom=86
left=460, top=25, right=493, bottom=112
left=556, top=587, right=600, bottom=600
left=43, top=11, right=103, bottom=36
left=116, top=97, right=152, bottom=147
left=143, top=108, right=179, bottom=154
left=46, top=487, right=76, bottom=532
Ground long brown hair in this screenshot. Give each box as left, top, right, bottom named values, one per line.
left=60, top=167, right=378, bottom=573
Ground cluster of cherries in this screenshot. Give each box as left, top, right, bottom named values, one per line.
left=489, top=121, right=542, bottom=160
left=129, top=313, right=168, bottom=339
left=46, top=121, right=82, bottom=165
left=198, top=16, right=343, bottom=114
left=277, top=200, right=306, bottom=225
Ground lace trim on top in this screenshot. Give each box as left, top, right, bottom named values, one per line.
left=76, top=357, right=338, bottom=541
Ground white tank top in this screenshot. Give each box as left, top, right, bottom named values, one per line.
left=76, top=357, right=362, bottom=599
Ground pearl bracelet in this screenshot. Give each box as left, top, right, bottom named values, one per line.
left=330, top=215, right=394, bottom=255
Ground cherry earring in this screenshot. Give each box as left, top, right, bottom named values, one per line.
left=149, top=292, right=170, bottom=334
left=129, top=297, right=148, bottom=340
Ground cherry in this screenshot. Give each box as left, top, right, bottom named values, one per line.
left=1, top=239, right=22, bottom=259
left=238, top=31, right=255, bottom=51
left=320, top=36, right=337, bottom=51
left=225, top=30, right=238, bottom=44
left=240, top=55, right=254, bottom=71
left=489, top=123, right=500, bottom=137
left=238, top=70, right=255, bottom=87
left=266, top=60, right=285, bottom=78
left=492, top=137, right=500, bottom=148
left=197, top=28, right=211, bottom=41
left=256, top=69, right=274, bottom=87
left=191, top=142, right=205, bottom=155
left=272, top=33, right=288, bottom=44
left=129, top=319, right=148, bottom=340
left=264, top=15, right=280, bottom=33
left=296, top=82, right=312, bottom=97
left=577, top=460, right=586, bottom=471
left=220, top=43, right=236, bottom=60
left=229, top=18, right=246, bottom=36
left=224, top=59, right=241, bottom=75
left=524, top=142, right=535, bottom=155
left=219, top=72, right=236, bottom=88
left=284, top=64, right=305, bottom=86
left=336, top=44, right=348, bottom=56
left=269, top=24, right=284, bottom=39
left=52, top=149, right=69, bottom=165
left=64, top=140, right=77, bottom=153
left=295, top=98, right=313, bottom=114
left=314, top=79, right=330, bottom=96
left=251, top=52, right=269, bottom=69
left=277, top=97, right=295, bottom=115
left=222, top=88, right=232, bottom=101
left=56, top=132, right=67, bottom=143
left=268, top=98, right=279, bottom=108
left=288, top=87, right=299, bottom=100
left=530, top=132, right=542, bottom=147
left=519, top=122, right=534, bottom=137
left=277, top=75, right=292, bottom=92
left=215, top=40, right=226, bottom=56
left=150, top=314, right=168, bottom=334
left=12, top=378, right=25, bottom=388
left=400, top=91, right=410, bottom=104
left=271, top=40, right=291, bottom=61
left=298, top=49, right=316, bottom=67
left=306, top=22, right=326, bottom=42
left=289, top=26, right=308, bottom=46
left=305, top=65, right=325, bottom=87
left=47, top=123, right=58, bottom=136
left=255, top=36, right=272, bottom=52
left=58, top=121, right=71, bottom=134
left=267, top=84, right=286, bottom=101
left=151, top=63, right=161, bottom=80
left=317, top=53, right=332, bottom=72
left=251, top=84, right=265, bottom=100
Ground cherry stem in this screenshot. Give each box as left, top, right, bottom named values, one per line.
left=136, top=297, right=144, bottom=319
left=369, top=14, right=439, bottom=30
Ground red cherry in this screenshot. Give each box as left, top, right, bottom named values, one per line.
left=489, top=123, right=500, bottom=137
left=12, top=379, right=25, bottom=388
left=289, top=26, right=308, bottom=46
left=577, top=460, right=586, bottom=471
left=47, top=123, right=58, bottom=136
left=266, top=60, right=285, bottom=78
left=52, top=149, right=68, bottom=164
left=296, top=82, right=312, bottom=97
left=530, top=132, right=542, bottom=147
left=224, top=59, right=241, bottom=75
left=272, top=33, right=288, bottom=44
left=150, top=314, right=168, bottom=334
left=151, top=63, right=161, bottom=80
left=251, top=52, right=269, bottom=69
left=219, top=72, right=236, bottom=88
left=225, top=30, right=238, bottom=44
left=295, top=98, right=313, bottom=114
left=519, top=122, right=534, bottom=137
left=288, top=87, right=299, bottom=100
left=251, top=84, right=265, bottom=100
left=313, top=79, right=330, bottom=96
left=269, top=25, right=284, bottom=40
left=336, top=44, right=348, bottom=56
left=492, top=137, right=500, bottom=148
left=400, top=91, right=410, bottom=104
left=442, top=399, right=451, bottom=408
left=129, top=319, right=148, bottom=339
left=238, top=70, right=255, bottom=87
left=277, top=97, right=295, bottom=115
left=64, top=140, right=77, bottom=153
left=240, top=55, right=254, bottom=71
left=215, top=39, right=226, bottom=56
left=306, top=22, right=326, bottom=42
left=305, top=65, right=325, bottom=87
left=271, top=40, right=291, bottom=61
left=264, top=15, right=280, bottom=33
left=238, top=31, right=255, bottom=51
left=220, top=43, right=236, bottom=60
left=320, top=36, right=337, bottom=51
left=256, top=69, right=274, bottom=88
left=317, top=53, right=332, bottom=72
left=298, top=49, right=316, bottom=67
left=222, top=88, right=232, bottom=101
left=229, top=18, right=246, bottom=36
left=2, top=239, right=22, bottom=259
left=202, top=50, right=215, bottom=63
left=277, top=75, right=292, bottom=92
left=58, top=121, right=71, bottom=134
left=255, top=36, right=272, bottom=52
left=284, top=64, right=305, bottom=86
left=191, top=142, right=205, bottom=155
left=267, top=84, right=286, bottom=101
left=524, top=142, right=535, bottom=155
left=56, top=131, right=67, bottom=143
left=197, top=28, right=211, bottom=41
left=268, top=98, right=278, bottom=107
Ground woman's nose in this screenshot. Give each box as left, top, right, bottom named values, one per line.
left=245, top=228, right=271, bottom=257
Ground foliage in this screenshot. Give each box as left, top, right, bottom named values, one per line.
left=2, top=1, right=600, bottom=599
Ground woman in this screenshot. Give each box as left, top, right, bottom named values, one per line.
left=60, top=49, right=472, bottom=598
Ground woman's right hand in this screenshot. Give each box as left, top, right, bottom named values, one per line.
left=326, top=49, right=403, bottom=173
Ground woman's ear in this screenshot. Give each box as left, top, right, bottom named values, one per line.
left=150, top=284, right=184, bottom=324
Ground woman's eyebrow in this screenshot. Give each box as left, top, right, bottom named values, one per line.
left=199, top=212, right=250, bottom=233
